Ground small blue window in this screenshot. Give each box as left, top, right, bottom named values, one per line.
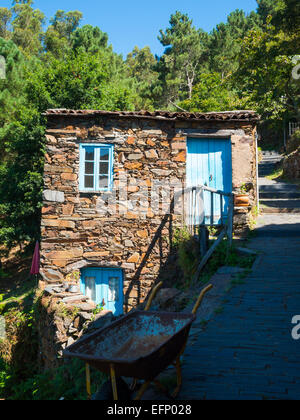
left=79, top=144, right=114, bottom=192
left=80, top=268, right=124, bottom=316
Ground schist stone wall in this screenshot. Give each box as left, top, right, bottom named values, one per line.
left=40, top=110, right=259, bottom=312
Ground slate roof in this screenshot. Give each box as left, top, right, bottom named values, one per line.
left=45, top=109, right=260, bottom=122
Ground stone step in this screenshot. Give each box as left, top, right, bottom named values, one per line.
left=260, top=192, right=300, bottom=199
left=261, top=198, right=300, bottom=206
left=261, top=207, right=300, bottom=214
left=262, top=209, right=300, bottom=214
left=259, top=184, right=300, bottom=193
left=260, top=198, right=300, bottom=214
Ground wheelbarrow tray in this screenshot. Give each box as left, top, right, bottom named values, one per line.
left=64, top=310, right=196, bottom=380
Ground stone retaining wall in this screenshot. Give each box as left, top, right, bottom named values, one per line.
left=283, top=146, right=300, bottom=179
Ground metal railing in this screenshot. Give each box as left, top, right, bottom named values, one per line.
left=289, top=122, right=300, bottom=137
left=184, top=185, right=234, bottom=282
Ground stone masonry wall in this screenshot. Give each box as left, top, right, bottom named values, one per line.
left=40, top=115, right=258, bottom=313
left=283, top=146, right=300, bottom=179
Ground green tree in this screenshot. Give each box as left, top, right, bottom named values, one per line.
left=271, top=0, right=300, bottom=36
left=44, top=10, right=82, bottom=57
left=0, top=37, right=26, bottom=156
left=11, top=0, right=45, bottom=56
left=235, top=20, right=299, bottom=122
left=209, top=9, right=259, bottom=79
left=125, top=46, right=158, bottom=109
left=0, top=38, right=45, bottom=249
left=0, top=7, right=12, bottom=39
left=157, top=11, right=208, bottom=106
left=256, top=0, right=279, bottom=23
left=179, top=72, right=246, bottom=112
left=41, top=49, right=134, bottom=110
left=71, top=25, right=109, bottom=54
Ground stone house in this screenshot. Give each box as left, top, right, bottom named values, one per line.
left=40, top=109, right=259, bottom=316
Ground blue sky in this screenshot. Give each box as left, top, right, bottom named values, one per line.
left=2, top=0, right=258, bottom=57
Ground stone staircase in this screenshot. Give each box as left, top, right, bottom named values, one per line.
left=259, top=151, right=300, bottom=214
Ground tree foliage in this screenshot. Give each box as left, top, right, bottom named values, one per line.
left=157, top=11, right=208, bottom=104
left=0, top=0, right=298, bottom=249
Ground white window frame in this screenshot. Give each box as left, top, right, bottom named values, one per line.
left=79, top=143, right=114, bottom=192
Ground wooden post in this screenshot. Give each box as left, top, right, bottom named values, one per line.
left=193, top=227, right=227, bottom=283
left=110, top=364, right=118, bottom=401
left=199, top=226, right=208, bottom=258
left=86, top=363, right=92, bottom=400
left=220, top=194, right=224, bottom=226
left=210, top=191, right=214, bottom=226
left=227, top=195, right=234, bottom=249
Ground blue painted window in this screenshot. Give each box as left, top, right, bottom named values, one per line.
left=80, top=267, right=124, bottom=316
left=79, top=144, right=114, bottom=192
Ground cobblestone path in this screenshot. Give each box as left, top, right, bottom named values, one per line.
left=179, top=154, right=300, bottom=400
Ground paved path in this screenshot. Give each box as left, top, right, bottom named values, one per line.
left=179, top=156, right=300, bottom=400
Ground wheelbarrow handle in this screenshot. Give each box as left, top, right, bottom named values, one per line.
left=145, top=281, right=163, bottom=311
left=192, top=284, right=213, bottom=315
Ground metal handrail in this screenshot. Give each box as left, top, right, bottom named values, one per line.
left=184, top=184, right=235, bottom=282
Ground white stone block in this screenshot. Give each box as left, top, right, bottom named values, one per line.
left=43, top=189, right=65, bottom=203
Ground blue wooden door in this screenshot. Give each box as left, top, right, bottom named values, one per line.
left=80, top=268, right=123, bottom=316
left=186, top=138, right=232, bottom=224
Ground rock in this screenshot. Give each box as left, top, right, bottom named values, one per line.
left=127, top=253, right=140, bottom=263
left=62, top=294, right=86, bottom=303
left=150, top=288, right=182, bottom=311
left=67, top=337, right=75, bottom=347
left=47, top=248, right=83, bottom=260
left=73, top=316, right=80, bottom=329
left=88, top=311, right=114, bottom=331
left=78, top=312, right=93, bottom=321
left=151, top=169, right=172, bottom=177
left=236, top=247, right=258, bottom=256
left=145, top=149, right=158, bottom=159
left=74, top=302, right=96, bottom=312
left=64, top=318, right=73, bottom=329
left=43, top=189, right=65, bottom=203
left=68, top=326, right=78, bottom=334
left=128, top=153, right=143, bottom=160
left=41, top=269, right=64, bottom=283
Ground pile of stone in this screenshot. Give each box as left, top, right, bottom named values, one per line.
left=44, top=283, right=97, bottom=311
left=39, top=284, right=115, bottom=369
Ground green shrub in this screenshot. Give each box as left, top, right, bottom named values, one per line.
left=172, top=228, right=200, bottom=285
left=3, top=358, right=106, bottom=400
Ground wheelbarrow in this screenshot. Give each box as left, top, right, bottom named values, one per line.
left=64, top=282, right=213, bottom=400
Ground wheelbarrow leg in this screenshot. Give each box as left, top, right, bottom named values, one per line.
left=110, top=364, right=118, bottom=401
left=86, top=363, right=92, bottom=400
left=134, top=380, right=151, bottom=400
left=172, top=356, right=182, bottom=399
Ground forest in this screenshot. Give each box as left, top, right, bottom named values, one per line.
left=0, top=0, right=299, bottom=251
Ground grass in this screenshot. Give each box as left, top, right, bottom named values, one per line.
left=0, top=278, right=36, bottom=315
left=266, top=167, right=284, bottom=181
left=266, top=164, right=300, bottom=189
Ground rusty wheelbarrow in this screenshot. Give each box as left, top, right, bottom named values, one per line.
left=64, top=282, right=213, bottom=400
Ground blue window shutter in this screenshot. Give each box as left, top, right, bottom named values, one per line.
left=80, top=267, right=123, bottom=316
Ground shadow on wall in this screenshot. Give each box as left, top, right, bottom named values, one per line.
left=123, top=198, right=180, bottom=313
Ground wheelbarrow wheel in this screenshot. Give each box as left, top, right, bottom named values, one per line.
left=92, top=378, right=132, bottom=401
